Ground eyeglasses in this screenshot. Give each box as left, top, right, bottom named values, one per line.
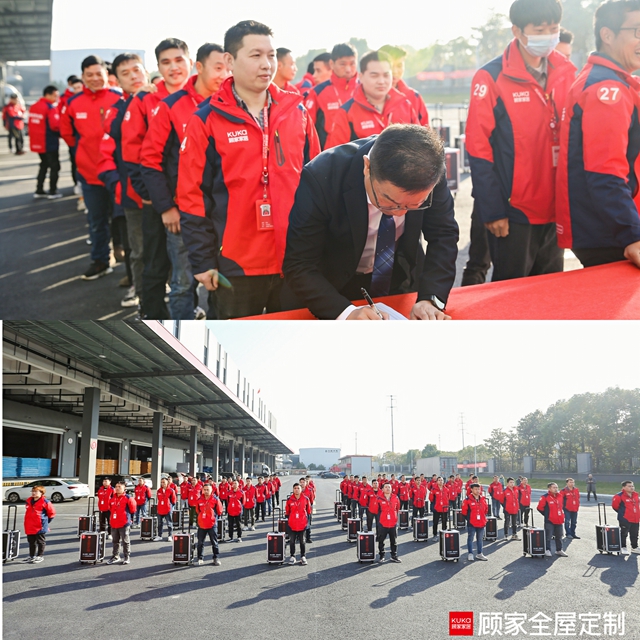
left=618, top=27, right=640, bottom=39
left=369, top=174, right=434, bottom=213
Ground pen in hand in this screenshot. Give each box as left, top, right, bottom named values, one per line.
left=361, top=287, right=385, bottom=320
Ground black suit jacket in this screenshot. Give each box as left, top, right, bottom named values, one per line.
left=282, top=137, right=459, bottom=319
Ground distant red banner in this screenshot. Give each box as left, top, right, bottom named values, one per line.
left=416, top=69, right=476, bottom=82
left=457, top=463, right=487, bottom=469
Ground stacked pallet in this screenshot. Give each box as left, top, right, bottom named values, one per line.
left=2, top=457, right=51, bottom=478
left=2, top=457, right=19, bottom=478
left=140, top=462, right=152, bottom=474
left=129, top=460, right=142, bottom=475
left=95, top=459, right=118, bottom=475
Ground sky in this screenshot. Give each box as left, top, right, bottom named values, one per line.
left=200, top=322, right=640, bottom=458
left=50, top=0, right=515, bottom=69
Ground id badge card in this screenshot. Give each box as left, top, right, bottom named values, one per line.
left=387, top=513, right=391, bottom=521
left=477, top=514, right=481, bottom=521
left=558, top=510, right=563, bottom=517
left=256, top=200, right=274, bottom=230
left=552, top=145, right=560, bottom=167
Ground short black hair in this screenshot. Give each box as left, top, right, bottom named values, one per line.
left=595, top=0, right=640, bottom=50
left=313, top=52, right=332, bottom=65
left=306, top=61, right=314, bottom=74
left=559, top=27, right=574, bottom=44
left=509, top=0, right=563, bottom=29
left=277, top=47, right=292, bottom=61
left=155, top=37, right=189, bottom=62
left=105, top=61, right=113, bottom=74
left=360, top=50, right=391, bottom=73
left=196, top=43, right=224, bottom=65
left=43, top=85, right=58, bottom=96
left=112, top=53, right=144, bottom=76
left=67, top=74, right=79, bottom=84
left=369, top=124, right=445, bottom=194
left=507, top=477, right=514, bottom=483
left=470, top=483, right=480, bottom=489
left=331, top=43, right=357, bottom=61
left=293, top=482, right=300, bottom=489
left=379, top=44, right=408, bottom=61
left=622, top=480, right=633, bottom=487
left=81, top=55, right=106, bottom=72
left=224, top=20, right=273, bottom=59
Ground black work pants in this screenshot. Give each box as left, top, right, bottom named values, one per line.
left=504, top=512, right=518, bottom=536
left=141, top=203, right=171, bottom=319
left=366, top=510, right=378, bottom=532
left=289, top=529, right=306, bottom=557
left=27, top=533, right=46, bottom=557
left=99, top=510, right=111, bottom=536
left=36, top=150, right=60, bottom=194
left=412, top=506, right=425, bottom=519
left=197, top=526, right=219, bottom=559
left=228, top=515, right=242, bottom=539
left=376, top=524, right=398, bottom=557
left=433, top=511, right=447, bottom=536
left=620, top=520, right=639, bottom=550
left=256, top=502, right=266, bottom=521
left=461, top=204, right=491, bottom=286
left=215, top=274, right=283, bottom=319
left=10, top=126, right=23, bottom=153
left=487, top=221, right=563, bottom=282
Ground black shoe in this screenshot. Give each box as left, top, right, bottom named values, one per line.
left=378, top=554, right=386, bottom=563
left=306, top=538, right=312, bottom=544
left=496, top=516, right=502, bottom=520
left=390, top=556, right=402, bottom=563
left=81, top=261, right=113, bottom=281
left=572, top=535, right=580, bottom=539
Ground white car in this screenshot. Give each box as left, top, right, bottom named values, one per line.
left=5, top=478, right=90, bottom=504
left=132, top=474, right=153, bottom=489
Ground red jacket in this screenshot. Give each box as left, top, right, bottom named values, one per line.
left=24, top=496, right=56, bottom=535
left=296, top=73, right=315, bottom=96
left=285, top=494, right=312, bottom=531
left=560, top=486, right=580, bottom=513
left=377, top=494, right=400, bottom=527
left=302, top=486, right=315, bottom=506
left=395, top=79, right=429, bottom=125
left=60, top=86, right=123, bottom=185
left=196, top=495, right=223, bottom=529
left=488, top=481, right=504, bottom=502
left=326, top=85, right=419, bottom=149
left=141, top=76, right=207, bottom=215
left=461, top=494, right=489, bottom=528
left=255, top=484, right=267, bottom=503
left=466, top=39, right=576, bottom=226
left=412, top=483, right=428, bottom=508
left=398, top=482, right=411, bottom=501
left=612, top=490, right=640, bottom=524
left=179, top=481, right=191, bottom=500
left=218, top=481, right=230, bottom=501
left=134, top=484, right=152, bottom=506
left=272, top=476, right=281, bottom=491
left=518, top=484, right=532, bottom=507
left=109, top=493, right=137, bottom=528
left=537, top=491, right=565, bottom=525
left=445, top=481, right=457, bottom=500
left=305, top=72, right=358, bottom=148
left=346, top=481, right=354, bottom=499
left=430, top=485, right=451, bottom=513
left=340, top=478, right=349, bottom=494
left=5, top=103, right=25, bottom=130
left=243, top=485, right=257, bottom=508
left=121, top=79, right=170, bottom=200
left=58, top=88, right=75, bottom=114
left=97, top=486, right=115, bottom=512
left=98, top=93, right=143, bottom=213
left=501, top=486, right=520, bottom=515
left=226, top=489, right=244, bottom=517
left=556, top=53, right=640, bottom=250
left=178, top=78, right=320, bottom=279
left=454, top=479, right=463, bottom=496
left=359, top=483, right=375, bottom=507
left=351, top=483, right=361, bottom=501
left=187, top=483, right=203, bottom=507
left=28, top=97, right=60, bottom=152
left=156, top=487, right=176, bottom=515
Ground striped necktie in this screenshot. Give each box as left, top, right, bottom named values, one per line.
left=370, top=214, right=396, bottom=297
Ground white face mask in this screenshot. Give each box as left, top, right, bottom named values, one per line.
left=521, top=32, right=560, bottom=58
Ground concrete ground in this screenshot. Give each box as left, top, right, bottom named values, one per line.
left=2, top=477, right=637, bottom=640
left=0, top=132, right=582, bottom=320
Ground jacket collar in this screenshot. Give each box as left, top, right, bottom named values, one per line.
left=331, top=71, right=358, bottom=93
left=587, top=52, right=640, bottom=89
left=503, top=38, right=574, bottom=84
left=352, top=85, right=408, bottom=115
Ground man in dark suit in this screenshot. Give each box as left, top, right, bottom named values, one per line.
left=283, top=124, right=459, bottom=319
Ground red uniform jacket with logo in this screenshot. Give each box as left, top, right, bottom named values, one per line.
left=466, top=39, right=576, bottom=226
left=461, top=494, right=489, bottom=528
left=24, top=496, right=56, bottom=535
left=377, top=494, right=400, bottom=527
left=359, top=484, right=375, bottom=508
left=109, top=493, right=137, bottom=528
left=179, top=481, right=191, bottom=500
left=134, top=484, right=151, bottom=506
left=325, top=85, right=419, bottom=149
left=243, top=485, right=257, bottom=508
left=537, top=491, right=565, bottom=525
left=177, top=77, right=320, bottom=278
left=28, top=97, right=60, bottom=152
left=305, top=72, right=358, bottom=149
left=156, top=487, right=176, bottom=515
left=226, top=489, right=244, bottom=517
left=398, top=482, right=411, bottom=502
left=612, top=490, right=640, bottom=524
left=196, top=495, right=223, bottom=529
left=556, top=53, right=640, bottom=250
left=488, top=481, right=504, bottom=502
left=430, top=485, right=451, bottom=513
left=285, top=494, right=312, bottom=531
left=501, top=486, right=520, bottom=515
left=97, top=485, right=115, bottom=512
left=412, top=483, right=428, bottom=508
left=218, top=481, right=230, bottom=501
left=296, top=73, right=315, bottom=96
left=187, top=483, right=203, bottom=507
left=560, top=486, right=580, bottom=513
left=121, top=79, right=170, bottom=200
left=60, top=86, right=123, bottom=185
left=255, top=484, right=267, bottom=503
left=518, top=483, right=532, bottom=507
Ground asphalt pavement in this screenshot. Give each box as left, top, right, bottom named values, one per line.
left=2, top=477, right=637, bottom=640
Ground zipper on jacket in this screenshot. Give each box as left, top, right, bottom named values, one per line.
left=274, top=130, right=285, bottom=166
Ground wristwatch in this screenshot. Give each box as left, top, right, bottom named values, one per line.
left=425, top=295, right=446, bottom=311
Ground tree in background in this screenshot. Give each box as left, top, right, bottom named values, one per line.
left=421, top=443, right=440, bottom=458
left=472, top=12, right=512, bottom=67
left=561, top=0, right=602, bottom=68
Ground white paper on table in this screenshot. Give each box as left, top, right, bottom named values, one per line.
left=375, top=302, right=409, bottom=321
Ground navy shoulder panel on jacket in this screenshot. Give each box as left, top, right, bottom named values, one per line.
left=482, top=54, right=504, bottom=82
left=314, top=79, right=332, bottom=96
left=164, top=88, right=188, bottom=109
left=194, top=99, right=216, bottom=124
left=66, top=92, right=84, bottom=107
left=341, top=98, right=355, bottom=113
left=584, top=61, right=630, bottom=91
